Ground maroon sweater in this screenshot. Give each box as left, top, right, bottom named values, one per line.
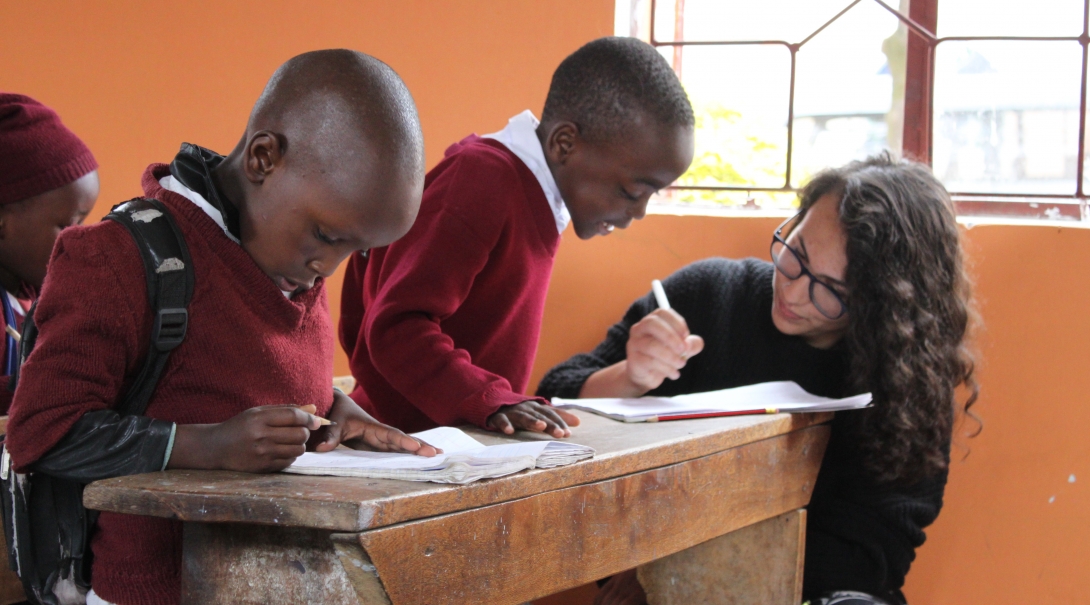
left=6, top=164, right=334, bottom=605
left=340, top=136, right=559, bottom=432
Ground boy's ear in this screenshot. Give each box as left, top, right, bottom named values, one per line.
left=243, top=131, right=286, bottom=184
left=544, top=121, right=580, bottom=166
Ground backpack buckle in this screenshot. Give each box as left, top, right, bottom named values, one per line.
left=152, top=308, right=188, bottom=352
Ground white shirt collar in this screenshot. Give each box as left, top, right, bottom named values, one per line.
left=159, top=174, right=295, bottom=298
left=482, top=110, right=570, bottom=234
left=159, top=174, right=239, bottom=244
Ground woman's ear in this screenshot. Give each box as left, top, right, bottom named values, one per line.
left=544, top=121, right=579, bottom=166
left=242, top=130, right=287, bottom=184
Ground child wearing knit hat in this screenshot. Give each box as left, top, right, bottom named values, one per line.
left=0, top=93, right=100, bottom=414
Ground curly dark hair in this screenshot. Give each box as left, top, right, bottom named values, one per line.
left=797, top=153, right=979, bottom=484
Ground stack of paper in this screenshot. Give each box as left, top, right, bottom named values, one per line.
left=284, top=426, right=595, bottom=485
left=551, top=381, right=871, bottom=423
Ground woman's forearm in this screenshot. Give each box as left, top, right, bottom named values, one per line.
left=577, top=360, right=651, bottom=399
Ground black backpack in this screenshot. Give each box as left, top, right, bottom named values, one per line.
left=0, top=197, right=194, bottom=605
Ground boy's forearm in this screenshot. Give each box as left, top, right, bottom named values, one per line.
left=367, top=314, right=524, bottom=427
left=31, top=411, right=175, bottom=482
left=165, top=423, right=219, bottom=470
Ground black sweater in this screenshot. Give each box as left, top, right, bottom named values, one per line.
left=536, top=258, right=946, bottom=600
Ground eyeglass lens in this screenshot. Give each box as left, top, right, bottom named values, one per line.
left=770, top=240, right=845, bottom=319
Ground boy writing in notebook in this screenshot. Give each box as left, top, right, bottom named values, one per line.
left=340, top=37, right=696, bottom=436
left=6, top=50, right=437, bottom=605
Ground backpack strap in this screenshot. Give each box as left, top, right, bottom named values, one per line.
left=104, top=197, right=194, bottom=417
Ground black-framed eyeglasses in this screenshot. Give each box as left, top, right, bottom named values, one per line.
left=770, top=213, right=848, bottom=320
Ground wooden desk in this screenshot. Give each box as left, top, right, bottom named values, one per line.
left=84, top=411, right=830, bottom=605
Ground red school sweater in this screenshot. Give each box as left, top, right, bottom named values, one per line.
left=6, top=164, right=334, bottom=605
left=340, top=136, right=560, bottom=432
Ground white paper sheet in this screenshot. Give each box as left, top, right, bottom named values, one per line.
left=284, top=426, right=594, bottom=484
left=551, top=381, right=871, bottom=422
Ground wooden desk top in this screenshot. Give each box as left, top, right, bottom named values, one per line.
left=84, top=411, right=830, bottom=533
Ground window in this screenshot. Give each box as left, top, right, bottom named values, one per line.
left=620, top=0, right=1090, bottom=220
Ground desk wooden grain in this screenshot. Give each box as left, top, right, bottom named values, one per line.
left=85, top=411, right=831, bottom=605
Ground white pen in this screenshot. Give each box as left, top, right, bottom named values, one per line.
left=651, top=279, right=671, bottom=311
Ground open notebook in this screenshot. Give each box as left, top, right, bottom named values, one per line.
left=551, top=380, right=872, bottom=423
left=284, top=426, right=595, bottom=485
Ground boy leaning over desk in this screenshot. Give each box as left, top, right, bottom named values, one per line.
left=340, top=37, right=697, bottom=438
left=5, top=50, right=440, bottom=605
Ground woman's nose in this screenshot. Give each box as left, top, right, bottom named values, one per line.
left=780, top=272, right=810, bottom=303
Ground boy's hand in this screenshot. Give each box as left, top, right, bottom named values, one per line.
left=594, top=569, right=647, bottom=605
left=625, top=308, right=704, bottom=392
left=170, top=406, right=322, bottom=473
left=487, top=401, right=581, bottom=438
left=311, top=391, right=441, bottom=457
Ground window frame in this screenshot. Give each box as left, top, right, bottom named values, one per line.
left=643, top=0, right=1090, bottom=220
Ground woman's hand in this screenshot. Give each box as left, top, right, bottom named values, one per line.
left=625, top=309, right=705, bottom=392
left=311, top=391, right=441, bottom=456
left=487, top=400, right=581, bottom=438
left=581, top=309, right=704, bottom=399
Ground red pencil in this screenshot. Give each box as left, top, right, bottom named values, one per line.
left=648, top=408, right=779, bottom=422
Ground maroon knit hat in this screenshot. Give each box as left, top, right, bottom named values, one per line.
left=0, top=93, right=99, bottom=206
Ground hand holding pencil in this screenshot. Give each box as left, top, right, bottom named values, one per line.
left=624, top=280, right=705, bottom=393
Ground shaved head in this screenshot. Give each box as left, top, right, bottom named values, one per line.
left=214, top=49, right=426, bottom=294
left=249, top=49, right=424, bottom=187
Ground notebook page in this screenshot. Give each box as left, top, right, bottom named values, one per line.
left=410, top=426, right=487, bottom=454
left=285, top=427, right=595, bottom=479
left=552, top=380, right=872, bottom=420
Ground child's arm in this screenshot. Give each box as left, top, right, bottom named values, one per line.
left=358, top=155, right=574, bottom=434
left=6, top=224, right=436, bottom=478
left=7, top=225, right=156, bottom=472
left=167, top=406, right=321, bottom=472
left=485, top=401, right=578, bottom=438
left=311, top=390, right=441, bottom=455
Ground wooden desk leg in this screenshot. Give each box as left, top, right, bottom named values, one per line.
left=180, top=522, right=391, bottom=605
left=637, top=509, right=806, bottom=605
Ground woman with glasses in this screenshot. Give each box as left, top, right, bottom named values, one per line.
left=536, top=154, right=978, bottom=605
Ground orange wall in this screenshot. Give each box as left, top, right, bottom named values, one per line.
left=0, top=0, right=614, bottom=377
left=4, top=1, right=1089, bottom=603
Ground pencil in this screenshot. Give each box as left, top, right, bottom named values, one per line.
left=651, top=279, right=671, bottom=311
left=297, top=404, right=336, bottom=426
left=651, top=408, right=779, bottom=422
left=4, top=325, right=20, bottom=343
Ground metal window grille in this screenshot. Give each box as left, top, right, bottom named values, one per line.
left=646, top=0, right=1090, bottom=220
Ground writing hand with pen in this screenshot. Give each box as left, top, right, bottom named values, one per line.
left=167, top=391, right=440, bottom=473
left=580, top=280, right=704, bottom=400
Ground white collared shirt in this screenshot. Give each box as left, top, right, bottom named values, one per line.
left=159, top=174, right=239, bottom=244
left=482, top=110, right=570, bottom=234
